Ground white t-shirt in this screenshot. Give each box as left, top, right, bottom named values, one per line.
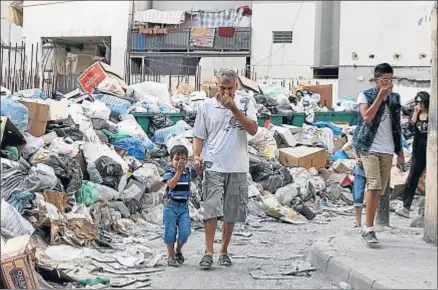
left=193, top=90, right=258, bottom=173
left=357, top=92, right=394, bottom=154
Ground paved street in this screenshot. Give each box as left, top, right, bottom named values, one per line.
left=145, top=215, right=352, bottom=289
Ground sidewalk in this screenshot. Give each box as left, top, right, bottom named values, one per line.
left=309, top=226, right=437, bottom=289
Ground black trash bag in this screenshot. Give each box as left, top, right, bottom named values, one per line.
left=94, top=156, right=123, bottom=189
left=275, top=104, right=293, bottom=117
left=124, top=198, right=143, bottom=215
left=44, top=154, right=83, bottom=203
left=184, top=111, right=197, bottom=127
left=265, top=98, right=279, bottom=114
left=249, top=153, right=273, bottom=177
left=91, top=118, right=116, bottom=132
left=257, top=104, right=271, bottom=115
left=51, top=91, right=65, bottom=101
left=150, top=143, right=169, bottom=158
left=253, top=94, right=267, bottom=104
left=46, top=118, right=84, bottom=141
left=148, top=114, right=174, bottom=137
left=95, top=130, right=109, bottom=143
left=260, top=166, right=293, bottom=194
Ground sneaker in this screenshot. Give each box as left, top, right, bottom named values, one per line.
left=395, top=207, right=410, bottom=218
left=361, top=230, right=379, bottom=244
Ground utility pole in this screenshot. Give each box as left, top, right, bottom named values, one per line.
left=424, top=2, right=437, bottom=245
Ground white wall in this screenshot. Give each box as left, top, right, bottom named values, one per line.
left=339, top=1, right=435, bottom=67
left=250, top=2, right=315, bottom=79
left=23, top=1, right=130, bottom=76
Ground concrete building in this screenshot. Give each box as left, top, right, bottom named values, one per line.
left=337, top=1, right=435, bottom=102
left=22, top=1, right=130, bottom=77
left=18, top=0, right=434, bottom=99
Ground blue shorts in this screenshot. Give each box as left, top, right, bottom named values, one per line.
left=353, top=165, right=366, bottom=208
left=163, top=200, right=191, bottom=245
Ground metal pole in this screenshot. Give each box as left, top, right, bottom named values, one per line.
left=424, top=2, right=437, bottom=245
left=376, top=178, right=390, bottom=226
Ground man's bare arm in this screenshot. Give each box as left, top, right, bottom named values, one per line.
left=230, top=107, right=258, bottom=135
left=193, top=137, right=203, bottom=159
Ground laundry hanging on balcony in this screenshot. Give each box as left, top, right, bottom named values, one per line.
left=218, top=27, right=235, bottom=37
left=134, top=9, right=186, bottom=25
left=190, top=28, right=215, bottom=48
left=197, top=9, right=243, bottom=28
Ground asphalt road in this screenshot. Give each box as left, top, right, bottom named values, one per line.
left=145, top=215, right=350, bottom=289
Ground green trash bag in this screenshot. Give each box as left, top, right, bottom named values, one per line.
left=76, top=181, right=99, bottom=206
left=103, top=129, right=130, bottom=141
left=78, top=277, right=110, bottom=287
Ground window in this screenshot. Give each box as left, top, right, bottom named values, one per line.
left=272, top=31, right=293, bottom=44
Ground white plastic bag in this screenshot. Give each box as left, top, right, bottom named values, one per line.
left=275, top=183, right=300, bottom=206
left=48, top=138, right=79, bottom=157
left=83, top=142, right=128, bottom=173
left=165, top=134, right=193, bottom=158
left=84, top=100, right=111, bottom=120
left=127, top=81, right=171, bottom=105
left=117, top=118, right=148, bottom=140
left=22, top=133, right=44, bottom=158
left=1, top=199, right=35, bottom=238
left=248, top=127, right=279, bottom=159
left=133, top=163, right=161, bottom=186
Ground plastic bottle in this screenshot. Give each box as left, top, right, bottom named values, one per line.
left=94, top=94, right=131, bottom=116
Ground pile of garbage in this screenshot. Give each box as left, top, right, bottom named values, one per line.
left=0, top=63, right=420, bottom=289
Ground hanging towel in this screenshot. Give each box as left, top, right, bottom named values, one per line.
left=190, top=28, right=215, bottom=48
left=218, top=27, right=235, bottom=37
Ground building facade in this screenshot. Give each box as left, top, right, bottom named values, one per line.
left=15, top=0, right=435, bottom=99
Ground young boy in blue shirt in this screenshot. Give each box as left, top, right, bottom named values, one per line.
left=162, top=145, right=197, bottom=267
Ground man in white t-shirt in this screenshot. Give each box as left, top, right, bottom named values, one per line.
left=193, top=69, right=258, bottom=269
left=352, top=63, right=404, bottom=245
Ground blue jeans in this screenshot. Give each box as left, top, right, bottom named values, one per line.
left=353, top=166, right=366, bottom=208
left=163, top=200, right=191, bottom=245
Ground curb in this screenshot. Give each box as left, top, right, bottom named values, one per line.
left=308, top=239, right=391, bottom=289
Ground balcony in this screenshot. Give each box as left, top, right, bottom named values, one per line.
left=129, top=27, right=251, bottom=57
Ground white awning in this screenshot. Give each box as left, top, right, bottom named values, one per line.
left=134, top=9, right=186, bottom=25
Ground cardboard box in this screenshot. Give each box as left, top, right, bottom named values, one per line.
left=332, top=135, right=348, bottom=153
left=1, top=236, right=39, bottom=289
left=78, top=61, right=127, bottom=94
left=176, top=83, right=193, bottom=95
left=237, top=75, right=261, bottom=93
left=332, top=160, right=351, bottom=174
left=202, top=85, right=219, bottom=98
left=279, top=146, right=328, bottom=169
left=20, top=101, right=49, bottom=137
left=303, top=84, right=333, bottom=108
left=272, top=125, right=298, bottom=147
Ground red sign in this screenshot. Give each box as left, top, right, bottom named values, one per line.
left=78, top=62, right=108, bottom=93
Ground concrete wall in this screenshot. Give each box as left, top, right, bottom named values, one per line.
left=338, top=66, right=431, bottom=104
left=337, top=1, right=435, bottom=99
left=23, top=1, right=130, bottom=76
left=250, top=1, right=315, bottom=79
left=313, top=1, right=340, bottom=67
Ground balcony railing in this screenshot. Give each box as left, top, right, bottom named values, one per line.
left=130, top=27, right=251, bottom=54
